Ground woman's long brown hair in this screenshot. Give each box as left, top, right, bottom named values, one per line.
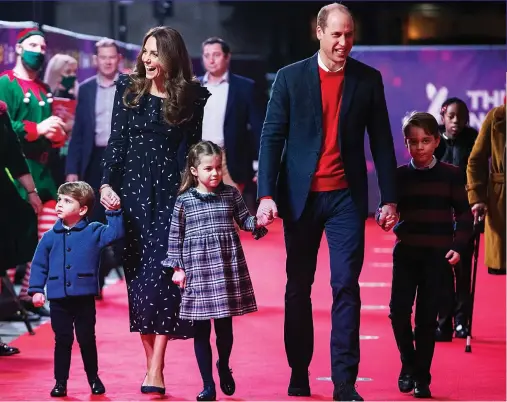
left=179, top=141, right=223, bottom=195
left=123, top=26, right=201, bottom=125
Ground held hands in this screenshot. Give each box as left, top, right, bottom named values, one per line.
left=256, top=198, right=278, bottom=227
left=471, top=203, right=487, bottom=225
left=377, top=204, right=399, bottom=232
left=446, top=250, right=460, bottom=265
left=32, top=292, right=46, bottom=307
left=172, top=268, right=186, bottom=289
left=100, top=185, right=121, bottom=211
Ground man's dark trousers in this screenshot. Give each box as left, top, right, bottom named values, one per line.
left=283, top=189, right=365, bottom=385
left=50, top=296, right=98, bottom=381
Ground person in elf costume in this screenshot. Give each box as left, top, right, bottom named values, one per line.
left=0, top=27, right=66, bottom=316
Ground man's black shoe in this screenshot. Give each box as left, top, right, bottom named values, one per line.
left=333, top=383, right=364, bottom=401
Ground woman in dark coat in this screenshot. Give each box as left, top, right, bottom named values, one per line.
left=99, top=27, right=209, bottom=393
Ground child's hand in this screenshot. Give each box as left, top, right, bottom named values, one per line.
left=172, top=268, right=186, bottom=289
left=32, top=292, right=46, bottom=307
left=446, top=250, right=460, bottom=265
left=375, top=208, right=398, bottom=232
left=105, top=202, right=121, bottom=211
left=382, top=214, right=398, bottom=232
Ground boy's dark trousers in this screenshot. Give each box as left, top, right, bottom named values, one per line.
left=50, top=296, right=98, bottom=382
left=194, top=317, right=233, bottom=387
left=389, top=244, right=450, bottom=384
left=437, top=237, right=474, bottom=333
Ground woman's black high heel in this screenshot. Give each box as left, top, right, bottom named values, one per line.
left=141, top=373, right=166, bottom=395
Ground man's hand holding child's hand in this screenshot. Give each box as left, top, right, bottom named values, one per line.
left=376, top=204, right=399, bottom=232
left=33, top=292, right=46, bottom=307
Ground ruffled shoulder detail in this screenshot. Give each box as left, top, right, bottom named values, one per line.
left=194, top=83, right=211, bottom=107
left=115, top=73, right=132, bottom=90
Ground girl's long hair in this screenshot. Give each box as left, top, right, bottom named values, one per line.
left=123, top=26, right=201, bottom=125
left=179, top=141, right=223, bottom=195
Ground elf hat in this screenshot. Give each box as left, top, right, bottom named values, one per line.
left=17, top=27, right=45, bottom=44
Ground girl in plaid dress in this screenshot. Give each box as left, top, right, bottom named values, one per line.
left=162, top=141, right=267, bottom=401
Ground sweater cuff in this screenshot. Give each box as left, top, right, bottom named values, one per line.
left=27, top=287, right=44, bottom=297
left=23, top=121, right=39, bottom=141
left=161, top=258, right=184, bottom=272
left=105, top=208, right=123, bottom=216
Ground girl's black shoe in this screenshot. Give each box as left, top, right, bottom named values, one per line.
left=216, top=360, right=236, bottom=396
left=197, top=385, right=216, bottom=401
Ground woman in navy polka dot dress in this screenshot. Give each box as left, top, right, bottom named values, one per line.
left=99, top=27, right=209, bottom=394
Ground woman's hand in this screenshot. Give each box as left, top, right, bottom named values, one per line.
left=100, top=185, right=121, bottom=210
left=471, top=202, right=487, bottom=224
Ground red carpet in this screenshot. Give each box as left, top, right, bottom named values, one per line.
left=2, top=219, right=505, bottom=400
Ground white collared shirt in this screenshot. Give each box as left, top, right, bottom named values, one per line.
left=95, top=72, right=120, bottom=147
left=317, top=52, right=345, bottom=73
left=202, top=71, right=229, bottom=147
left=410, top=155, right=437, bottom=170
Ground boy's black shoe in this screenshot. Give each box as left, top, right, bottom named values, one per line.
left=0, top=343, right=19, bottom=356
left=333, top=383, right=364, bottom=401
left=454, top=324, right=469, bottom=339
left=197, top=385, right=216, bottom=401
left=89, top=376, right=106, bottom=395
left=288, top=370, right=311, bottom=397
left=216, top=360, right=235, bottom=396
left=398, top=373, right=415, bottom=393
left=50, top=381, right=67, bottom=397
left=414, top=382, right=432, bottom=398
left=435, top=327, right=453, bottom=342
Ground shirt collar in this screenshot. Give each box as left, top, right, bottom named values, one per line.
left=317, top=52, right=346, bottom=73
left=97, top=72, right=119, bottom=88
left=410, top=155, right=437, bottom=170
left=203, top=71, right=229, bottom=85
left=53, top=218, right=89, bottom=233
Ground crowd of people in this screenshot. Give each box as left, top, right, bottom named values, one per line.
left=0, top=2, right=505, bottom=401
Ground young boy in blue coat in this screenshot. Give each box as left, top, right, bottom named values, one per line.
left=28, top=181, right=124, bottom=397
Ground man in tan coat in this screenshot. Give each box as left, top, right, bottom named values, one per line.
left=466, top=104, right=506, bottom=274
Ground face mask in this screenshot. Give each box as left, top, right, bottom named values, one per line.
left=21, top=50, right=45, bottom=71
left=60, top=75, right=77, bottom=91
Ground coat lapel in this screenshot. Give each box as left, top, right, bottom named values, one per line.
left=307, top=54, right=323, bottom=138
left=224, top=73, right=236, bottom=124
left=90, top=78, right=98, bottom=122
left=339, top=57, right=358, bottom=137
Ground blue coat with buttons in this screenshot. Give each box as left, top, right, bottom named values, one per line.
left=28, top=209, right=124, bottom=300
